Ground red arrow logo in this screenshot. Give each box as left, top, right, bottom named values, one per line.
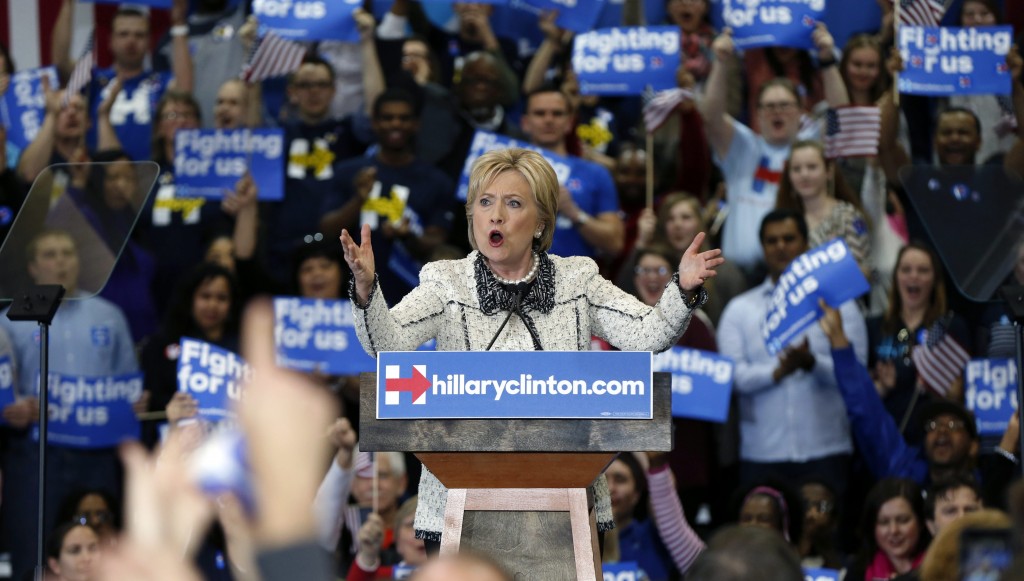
left=385, top=366, right=430, bottom=403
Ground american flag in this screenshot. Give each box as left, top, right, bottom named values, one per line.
left=642, top=87, right=694, bottom=134
left=824, top=107, right=881, bottom=158
left=911, top=314, right=970, bottom=397
left=240, top=31, right=307, bottom=83
left=896, top=0, right=950, bottom=27
left=62, top=33, right=94, bottom=107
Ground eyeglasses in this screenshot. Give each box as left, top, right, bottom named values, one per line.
left=293, top=80, right=333, bottom=91
left=804, top=500, right=833, bottom=514
left=925, top=419, right=967, bottom=434
left=635, top=266, right=671, bottom=277
left=758, top=101, right=798, bottom=113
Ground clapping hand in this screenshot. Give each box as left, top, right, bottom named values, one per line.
left=677, top=232, right=724, bottom=292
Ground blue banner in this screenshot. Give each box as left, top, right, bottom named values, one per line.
left=377, top=351, right=653, bottom=419
left=654, top=347, right=733, bottom=423
left=898, top=26, right=1014, bottom=96
left=0, top=356, right=15, bottom=425
left=762, top=238, right=870, bottom=356
left=45, top=373, right=142, bottom=449
left=572, top=26, right=680, bottom=96
left=804, top=568, right=841, bottom=581
left=174, top=128, right=285, bottom=200
left=252, top=0, right=362, bottom=41
left=177, top=338, right=249, bottom=422
left=513, top=0, right=606, bottom=33
left=274, top=297, right=375, bottom=375
left=458, top=130, right=575, bottom=201
left=718, top=0, right=823, bottom=50
left=965, top=358, right=1018, bottom=436
left=0, top=67, right=59, bottom=152
left=602, top=562, right=642, bottom=581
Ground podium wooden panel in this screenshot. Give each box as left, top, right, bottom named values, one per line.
left=359, top=372, right=672, bottom=580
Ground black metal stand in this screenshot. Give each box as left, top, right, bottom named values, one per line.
left=998, top=285, right=1024, bottom=475
left=6, top=285, right=64, bottom=581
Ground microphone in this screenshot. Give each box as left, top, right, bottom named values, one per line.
left=485, top=285, right=526, bottom=351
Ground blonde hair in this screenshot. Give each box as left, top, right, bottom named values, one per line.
left=464, top=148, right=558, bottom=252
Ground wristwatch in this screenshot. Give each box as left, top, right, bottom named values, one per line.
left=682, top=285, right=708, bottom=310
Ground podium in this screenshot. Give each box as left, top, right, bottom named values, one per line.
left=359, top=371, right=672, bottom=580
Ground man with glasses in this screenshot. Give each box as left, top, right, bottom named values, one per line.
left=701, top=24, right=848, bottom=281
left=819, top=301, right=1018, bottom=504
left=262, top=56, right=365, bottom=285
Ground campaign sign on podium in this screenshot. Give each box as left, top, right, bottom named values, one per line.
left=376, top=351, right=653, bottom=420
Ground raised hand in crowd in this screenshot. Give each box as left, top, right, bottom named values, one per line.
left=710, top=27, right=735, bottom=63
left=811, top=21, right=837, bottom=63
left=457, top=4, right=499, bottom=51
left=538, top=10, right=572, bottom=46
left=239, top=15, right=259, bottom=53
left=635, top=208, right=657, bottom=250
left=97, top=76, right=124, bottom=151
left=353, top=8, right=376, bottom=42
left=327, top=417, right=357, bottom=470
left=354, top=513, right=386, bottom=570
left=217, top=493, right=261, bottom=581
left=222, top=173, right=258, bottom=216
left=772, top=338, right=815, bottom=383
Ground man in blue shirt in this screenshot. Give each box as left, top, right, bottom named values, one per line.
left=53, top=0, right=193, bottom=161
left=320, top=89, right=454, bottom=305
left=0, top=229, right=139, bottom=581
left=519, top=88, right=623, bottom=261
left=717, top=209, right=867, bottom=499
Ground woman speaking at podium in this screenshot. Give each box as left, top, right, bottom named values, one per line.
left=339, top=147, right=724, bottom=546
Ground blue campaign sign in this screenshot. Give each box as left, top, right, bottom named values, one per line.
left=252, top=0, right=362, bottom=41
left=513, top=0, right=606, bottom=33
left=718, top=0, right=823, bottom=50
left=572, top=26, right=680, bottom=96
left=804, top=567, right=841, bottom=581
left=177, top=338, right=250, bottom=422
left=45, top=373, right=142, bottom=449
left=898, top=26, right=1014, bottom=96
left=174, top=128, right=285, bottom=200
left=376, top=351, right=653, bottom=419
left=0, top=67, right=59, bottom=151
left=654, top=347, right=733, bottom=423
left=602, top=562, right=642, bottom=581
left=965, top=358, right=1018, bottom=436
left=457, top=130, right=575, bottom=201
left=192, top=428, right=257, bottom=515
left=0, top=356, right=15, bottom=425
left=762, top=238, right=870, bottom=356
left=274, top=297, right=375, bottom=375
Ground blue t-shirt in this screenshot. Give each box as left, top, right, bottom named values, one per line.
left=86, top=68, right=172, bottom=162
left=261, top=118, right=362, bottom=285
left=324, top=156, right=455, bottom=305
left=549, top=156, right=619, bottom=259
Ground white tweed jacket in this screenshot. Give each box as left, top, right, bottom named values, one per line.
left=352, top=251, right=697, bottom=540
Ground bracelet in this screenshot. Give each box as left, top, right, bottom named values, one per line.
left=819, top=56, right=837, bottom=69
left=170, top=24, right=189, bottom=38
left=994, top=446, right=1019, bottom=465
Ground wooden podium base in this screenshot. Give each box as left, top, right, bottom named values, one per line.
left=440, top=488, right=601, bottom=580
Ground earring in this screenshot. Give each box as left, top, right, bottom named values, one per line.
left=534, top=230, right=542, bottom=239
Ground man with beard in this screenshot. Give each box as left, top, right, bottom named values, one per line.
left=819, top=300, right=1019, bottom=506
left=53, top=0, right=193, bottom=161
left=320, top=89, right=454, bottom=305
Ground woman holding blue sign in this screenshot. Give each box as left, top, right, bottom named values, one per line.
left=339, top=147, right=724, bottom=546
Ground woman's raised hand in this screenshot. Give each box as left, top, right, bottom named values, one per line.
left=340, top=223, right=376, bottom=304
left=677, top=231, right=724, bottom=292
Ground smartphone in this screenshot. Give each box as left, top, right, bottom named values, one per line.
left=960, top=527, right=1013, bottom=581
